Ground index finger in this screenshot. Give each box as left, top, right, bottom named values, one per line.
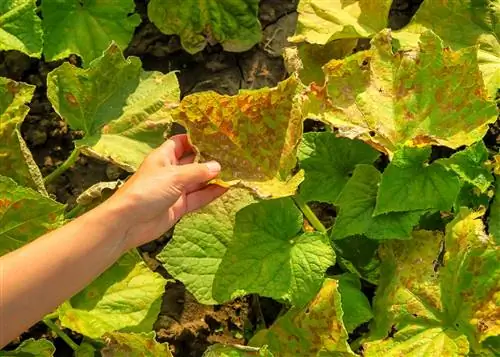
left=151, top=134, right=195, bottom=165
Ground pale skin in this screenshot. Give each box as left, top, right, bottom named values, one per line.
left=0, top=134, right=227, bottom=348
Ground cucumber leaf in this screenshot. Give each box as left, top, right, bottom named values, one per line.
left=0, top=338, right=55, bottom=356
left=0, top=0, right=43, bottom=57
left=147, top=0, right=261, bottom=54
left=47, top=44, right=180, bottom=172
left=101, top=332, right=173, bottom=357
left=337, top=273, right=373, bottom=333
left=41, top=0, right=140, bottom=65
left=298, top=132, right=379, bottom=204
left=490, top=177, right=500, bottom=244
left=203, top=344, right=273, bottom=357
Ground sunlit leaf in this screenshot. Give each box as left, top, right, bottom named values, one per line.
left=337, top=273, right=373, bottom=333
left=0, top=338, right=55, bottom=356
left=101, top=332, right=173, bottom=357
left=203, top=344, right=274, bottom=357
left=490, top=177, right=500, bottom=244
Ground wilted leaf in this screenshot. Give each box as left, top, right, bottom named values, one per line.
left=76, top=181, right=123, bottom=206
left=147, top=0, right=261, bottom=54
left=337, top=273, right=373, bottom=333
left=0, top=77, right=45, bottom=193
left=57, top=250, right=167, bottom=338
left=203, top=344, right=274, bottom=357
left=250, top=278, right=356, bottom=356
left=0, top=176, right=65, bottom=256
left=364, top=210, right=499, bottom=355
left=158, top=188, right=257, bottom=304
left=332, top=164, right=422, bottom=240
left=174, top=76, right=307, bottom=198
left=298, top=132, right=379, bottom=204
left=318, top=30, right=497, bottom=154
left=101, top=332, right=172, bottom=357
left=0, top=339, right=55, bottom=356
left=47, top=44, right=180, bottom=171
left=0, top=0, right=42, bottom=56
left=374, top=147, right=461, bottom=215
left=41, top=0, right=140, bottom=65
left=213, top=198, right=335, bottom=306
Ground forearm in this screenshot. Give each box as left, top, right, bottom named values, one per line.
left=0, top=202, right=129, bottom=347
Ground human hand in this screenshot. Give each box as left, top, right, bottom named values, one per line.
left=103, top=134, right=227, bottom=251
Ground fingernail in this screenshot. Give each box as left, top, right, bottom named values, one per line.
left=205, top=161, right=221, bottom=173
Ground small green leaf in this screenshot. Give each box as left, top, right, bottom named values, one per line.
left=490, top=178, right=500, bottom=244
left=0, top=176, right=65, bottom=256
left=0, top=339, right=55, bottom=356
left=0, top=0, right=42, bottom=57
left=74, top=342, right=96, bottom=357
left=101, top=332, right=173, bottom=357
left=298, top=132, right=379, bottom=204
left=147, top=0, right=261, bottom=54
left=47, top=44, right=180, bottom=172
left=203, top=344, right=274, bottom=357
left=437, top=141, right=493, bottom=193
left=41, top=0, right=140, bottom=65
left=250, top=278, right=356, bottom=356
left=213, top=198, right=335, bottom=306
left=454, top=183, right=491, bottom=212
left=374, top=147, right=461, bottom=215
left=337, top=273, right=373, bottom=333
left=57, top=250, right=167, bottom=338
left=159, top=188, right=257, bottom=304
left=332, top=164, right=422, bottom=240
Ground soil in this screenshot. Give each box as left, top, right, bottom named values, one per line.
left=2, top=0, right=498, bottom=356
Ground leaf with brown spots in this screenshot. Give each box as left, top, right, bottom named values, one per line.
left=314, top=30, right=497, bottom=155
left=174, top=76, right=307, bottom=198
left=47, top=43, right=180, bottom=172
left=363, top=210, right=499, bottom=355
left=249, top=279, right=356, bottom=356
left=101, top=332, right=173, bottom=357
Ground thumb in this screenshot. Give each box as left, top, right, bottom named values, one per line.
left=172, top=161, right=222, bottom=188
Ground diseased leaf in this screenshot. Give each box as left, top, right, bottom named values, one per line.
left=0, top=338, right=55, bottom=356
left=364, top=210, right=499, bottom=355
left=0, top=176, right=65, bottom=256
left=332, top=164, right=422, bottom=240
left=0, top=0, right=43, bottom=57
left=203, top=344, right=274, bottom=357
left=250, top=278, right=356, bottom=356
left=174, top=76, right=307, bottom=198
left=57, top=250, right=167, bottom=338
left=148, top=0, right=261, bottom=54
left=47, top=44, right=180, bottom=172
left=337, top=273, right=373, bottom=333
left=213, top=198, right=335, bottom=306
left=158, top=188, right=258, bottom=304
left=318, top=30, right=497, bottom=154
left=41, top=0, right=140, bottom=65
left=298, top=132, right=379, bottom=204
left=290, top=0, right=392, bottom=45
left=374, top=147, right=461, bottom=215
left=101, top=332, right=173, bottom=357
left=437, top=141, right=494, bottom=193
left=490, top=178, right=500, bottom=244
left=0, top=77, right=45, bottom=193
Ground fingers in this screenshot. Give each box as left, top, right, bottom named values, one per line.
left=172, top=161, right=222, bottom=188
left=148, top=134, right=194, bottom=165
left=185, top=185, right=228, bottom=213
left=179, top=154, right=195, bottom=165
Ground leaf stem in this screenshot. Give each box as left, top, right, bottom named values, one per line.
left=43, top=318, right=79, bottom=351
left=65, top=204, right=86, bottom=220
left=293, top=195, right=327, bottom=233
left=44, top=148, right=80, bottom=185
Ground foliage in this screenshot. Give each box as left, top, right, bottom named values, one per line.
left=0, top=0, right=499, bottom=356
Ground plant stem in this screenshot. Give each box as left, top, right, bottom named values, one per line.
left=65, top=204, right=85, bottom=220
left=44, top=148, right=80, bottom=185
left=293, top=195, right=327, bottom=233
left=43, top=318, right=79, bottom=351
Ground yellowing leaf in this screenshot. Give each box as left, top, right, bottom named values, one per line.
left=317, top=30, right=497, bottom=154
left=101, top=332, right=173, bottom=357
left=174, top=76, right=307, bottom=198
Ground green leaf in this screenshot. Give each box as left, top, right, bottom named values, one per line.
left=158, top=188, right=257, bottom=304
left=57, top=250, right=167, bottom=338
left=337, top=273, right=373, bottom=333
left=490, top=177, right=500, bottom=244
left=101, top=332, right=173, bottom=357
left=0, top=77, right=46, bottom=193
left=297, top=132, right=379, bottom=204
left=290, top=0, right=392, bottom=45
left=213, top=198, right=335, bottom=306
left=147, top=0, right=261, bottom=54
left=437, top=141, right=494, bottom=193
left=0, top=0, right=43, bottom=57
left=394, top=0, right=500, bottom=98
left=0, top=339, right=55, bottom=356
left=364, top=210, right=499, bottom=355
left=203, top=344, right=274, bottom=357
left=0, top=176, right=65, bottom=256
left=47, top=44, right=180, bottom=172
left=41, top=0, right=140, bottom=65
left=454, top=183, right=491, bottom=212
left=174, top=76, right=307, bottom=198
left=74, top=342, right=96, bottom=357
left=317, top=30, right=498, bottom=154
left=374, top=147, right=461, bottom=215
left=250, top=278, right=356, bottom=356
left=332, top=164, right=422, bottom=240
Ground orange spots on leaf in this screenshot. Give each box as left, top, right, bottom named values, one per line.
left=65, top=93, right=79, bottom=106
left=0, top=199, right=12, bottom=209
